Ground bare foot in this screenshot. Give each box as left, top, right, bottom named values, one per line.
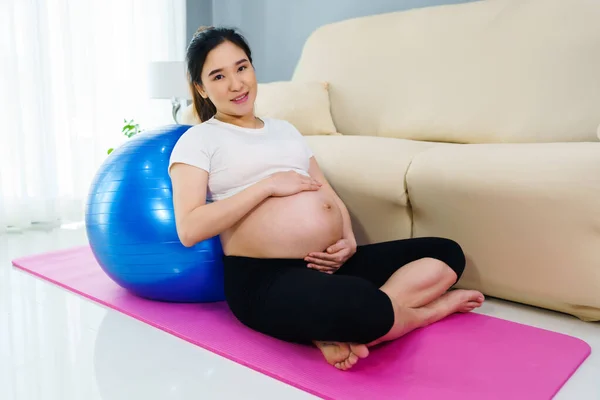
left=313, top=341, right=369, bottom=370
left=363, top=290, right=486, bottom=349
left=437, top=289, right=485, bottom=314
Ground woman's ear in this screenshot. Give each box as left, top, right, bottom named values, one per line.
left=194, top=83, right=208, bottom=99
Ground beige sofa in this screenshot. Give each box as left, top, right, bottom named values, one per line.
left=181, top=0, right=600, bottom=322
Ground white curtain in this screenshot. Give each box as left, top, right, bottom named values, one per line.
left=0, top=0, right=187, bottom=233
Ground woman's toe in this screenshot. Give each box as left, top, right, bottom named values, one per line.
left=348, top=353, right=358, bottom=365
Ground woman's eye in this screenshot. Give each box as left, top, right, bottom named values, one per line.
left=214, top=74, right=224, bottom=81
left=238, top=65, right=247, bottom=72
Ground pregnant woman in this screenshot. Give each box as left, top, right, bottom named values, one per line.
left=169, top=27, right=485, bottom=370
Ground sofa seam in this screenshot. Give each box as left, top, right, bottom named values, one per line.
left=403, top=156, right=416, bottom=239
left=403, top=147, right=436, bottom=239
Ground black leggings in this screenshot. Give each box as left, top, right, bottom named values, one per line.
left=223, top=237, right=466, bottom=345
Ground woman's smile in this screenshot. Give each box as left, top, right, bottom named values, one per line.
left=231, top=92, right=249, bottom=104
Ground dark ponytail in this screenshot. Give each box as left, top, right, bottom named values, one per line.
left=186, top=26, right=253, bottom=122
left=189, top=81, right=217, bottom=122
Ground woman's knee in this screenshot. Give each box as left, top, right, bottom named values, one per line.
left=430, top=238, right=466, bottom=281
left=418, top=257, right=458, bottom=285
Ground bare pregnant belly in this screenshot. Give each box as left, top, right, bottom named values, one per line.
left=221, top=190, right=344, bottom=259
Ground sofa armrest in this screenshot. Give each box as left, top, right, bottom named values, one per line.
left=304, top=135, right=439, bottom=244
left=407, top=142, right=600, bottom=321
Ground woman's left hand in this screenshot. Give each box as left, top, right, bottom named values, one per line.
left=305, top=238, right=357, bottom=274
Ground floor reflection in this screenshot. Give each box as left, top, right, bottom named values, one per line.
left=93, top=309, right=308, bottom=400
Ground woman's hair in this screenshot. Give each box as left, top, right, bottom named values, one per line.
left=186, top=26, right=253, bottom=122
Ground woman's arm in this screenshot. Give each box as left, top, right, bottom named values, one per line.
left=308, top=157, right=357, bottom=248
left=170, top=163, right=272, bottom=247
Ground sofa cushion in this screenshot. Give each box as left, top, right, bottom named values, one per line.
left=305, top=135, right=440, bottom=244
left=293, top=0, right=600, bottom=143
left=406, top=142, right=600, bottom=321
left=254, top=81, right=338, bottom=136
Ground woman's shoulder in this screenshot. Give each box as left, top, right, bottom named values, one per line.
left=177, top=120, right=223, bottom=140
left=183, top=118, right=223, bottom=133
left=171, top=122, right=223, bottom=157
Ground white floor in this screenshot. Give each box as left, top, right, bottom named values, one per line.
left=1, top=227, right=598, bottom=400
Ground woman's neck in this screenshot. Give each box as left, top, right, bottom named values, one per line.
left=214, top=112, right=263, bottom=129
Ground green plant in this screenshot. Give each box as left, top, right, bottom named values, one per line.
left=107, top=119, right=143, bottom=154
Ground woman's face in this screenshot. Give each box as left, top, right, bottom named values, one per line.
left=197, top=41, right=257, bottom=119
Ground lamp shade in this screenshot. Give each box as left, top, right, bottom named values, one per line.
left=147, top=61, right=191, bottom=99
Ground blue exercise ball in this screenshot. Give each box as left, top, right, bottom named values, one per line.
left=85, top=124, right=225, bottom=303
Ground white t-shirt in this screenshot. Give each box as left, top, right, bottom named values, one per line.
left=168, top=117, right=314, bottom=201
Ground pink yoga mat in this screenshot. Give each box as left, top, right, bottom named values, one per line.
left=13, top=246, right=590, bottom=400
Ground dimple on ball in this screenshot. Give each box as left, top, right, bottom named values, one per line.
left=85, top=125, right=225, bottom=303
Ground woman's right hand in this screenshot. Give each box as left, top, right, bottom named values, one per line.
left=265, top=171, right=322, bottom=197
